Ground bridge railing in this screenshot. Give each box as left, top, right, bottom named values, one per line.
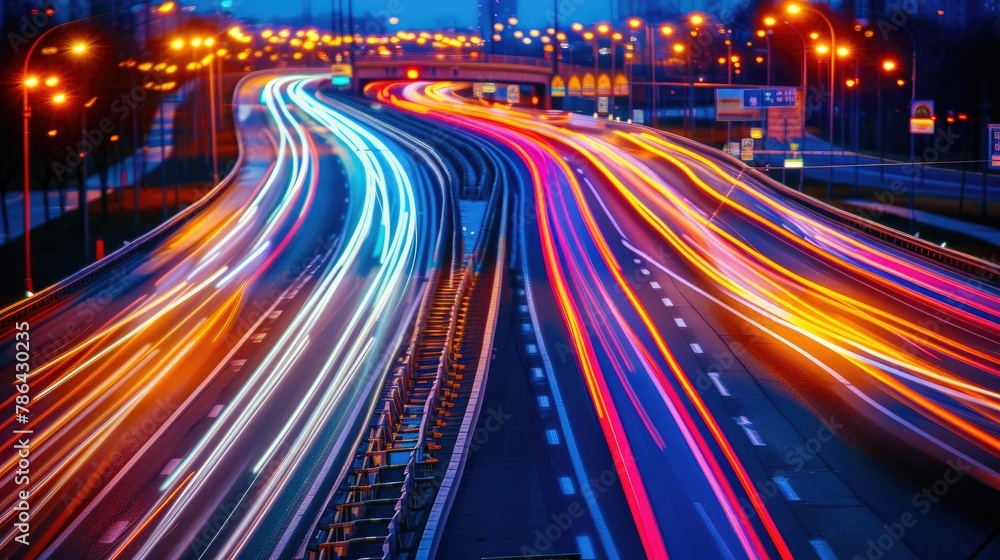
left=353, top=51, right=553, bottom=69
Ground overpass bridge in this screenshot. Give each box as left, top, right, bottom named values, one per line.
left=347, top=53, right=629, bottom=109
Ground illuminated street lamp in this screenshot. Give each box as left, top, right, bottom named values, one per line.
left=788, top=2, right=837, bottom=196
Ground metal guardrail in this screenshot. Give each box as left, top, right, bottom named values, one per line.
left=0, top=72, right=255, bottom=328
left=414, top=143, right=509, bottom=560
left=384, top=118, right=508, bottom=559
left=609, top=120, right=1000, bottom=286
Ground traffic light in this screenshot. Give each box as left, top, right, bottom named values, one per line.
left=405, top=67, right=420, bottom=80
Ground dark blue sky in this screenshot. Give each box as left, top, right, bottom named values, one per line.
left=194, top=0, right=610, bottom=30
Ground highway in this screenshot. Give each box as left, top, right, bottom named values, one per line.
left=0, top=73, right=447, bottom=559
left=375, top=82, right=1000, bottom=560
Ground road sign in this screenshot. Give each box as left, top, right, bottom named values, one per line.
left=750, top=127, right=763, bottom=139
left=551, top=75, right=566, bottom=97
left=716, top=89, right=764, bottom=122
left=784, top=158, right=804, bottom=168
left=744, top=88, right=797, bottom=108
left=989, top=124, right=1000, bottom=169
left=483, top=82, right=497, bottom=93
left=597, top=96, right=609, bottom=114
left=727, top=141, right=740, bottom=156
left=507, top=84, right=520, bottom=104
left=910, top=100, right=935, bottom=134
left=330, top=63, right=352, bottom=86
left=740, top=138, right=754, bottom=161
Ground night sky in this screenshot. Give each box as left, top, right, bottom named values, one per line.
left=190, top=0, right=611, bottom=29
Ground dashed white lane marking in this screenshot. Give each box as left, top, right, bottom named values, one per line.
left=521, top=323, right=532, bottom=333
left=690, top=343, right=704, bottom=354
left=526, top=344, right=539, bottom=355
left=230, top=359, right=247, bottom=371
left=810, top=539, right=838, bottom=560
left=640, top=268, right=651, bottom=276
left=734, top=416, right=766, bottom=446
left=661, top=297, right=673, bottom=306
left=559, top=476, right=576, bottom=495
left=694, top=502, right=737, bottom=559
left=576, top=535, right=596, bottom=560
left=649, top=281, right=661, bottom=289
left=538, top=395, right=551, bottom=409
left=773, top=476, right=801, bottom=501
left=633, top=258, right=642, bottom=264
left=250, top=332, right=266, bottom=343
left=531, top=367, right=544, bottom=381
left=546, top=429, right=561, bottom=445
left=208, top=404, right=224, bottom=418
left=576, top=168, right=584, bottom=174
left=161, top=458, right=182, bottom=476
left=267, top=310, right=282, bottom=321
left=707, top=372, right=731, bottom=396
left=100, top=520, right=130, bottom=544
left=518, top=304, right=529, bottom=313
left=674, top=317, right=687, bottom=328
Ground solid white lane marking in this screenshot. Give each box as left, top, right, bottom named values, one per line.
left=810, top=539, right=838, bottom=560
left=735, top=416, right=765, bottom=446
left=559, top=476, right=576, bottom=495
left=161, top=457, right=182, bottom=476
left=661, top=297, right=673, bottom=306
left=773, top=476, right=801, bottom=501
left=208, top=404, right=224, bottom=418
left=690, top=343, right=704, bottom=354
left=649, top=281, right=661, bottom=289
left=707, top=372, right=731, bottom=396
left=674, top=317, right=687, bottom=328
left=546, top=429, right=561, bottom=445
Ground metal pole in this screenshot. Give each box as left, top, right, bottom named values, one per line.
left=766, top=32, right=771, bottom=86
left=726, top=37, right=732, bottom=147
left=132, top=73, right=140, bottom=230
left=209, top=57, right=219, bottom=184
left=650, top=25, right=658, bottom=126
left=160, top=98, right=167, bottom=219
left=552, top=0, right=558, bottom=77
left=82, top=108, right=90, bottom=262
left=611, top=35, right=616, bottom=117
left=592, top=37, right=598, bottom=112
left=22, top=86, right=33, bottom=294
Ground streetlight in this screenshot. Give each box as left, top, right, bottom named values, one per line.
left=624, top=17, right=673, bottom=126
left=19, top=1, right=173, bottom=297
left=673, top=42, right=694, bottom=136
left=172, top=31, right=228, bottom=184
left=878, top=60, right=897, bottom=182
left=788, top=2, right=837, bottom=197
